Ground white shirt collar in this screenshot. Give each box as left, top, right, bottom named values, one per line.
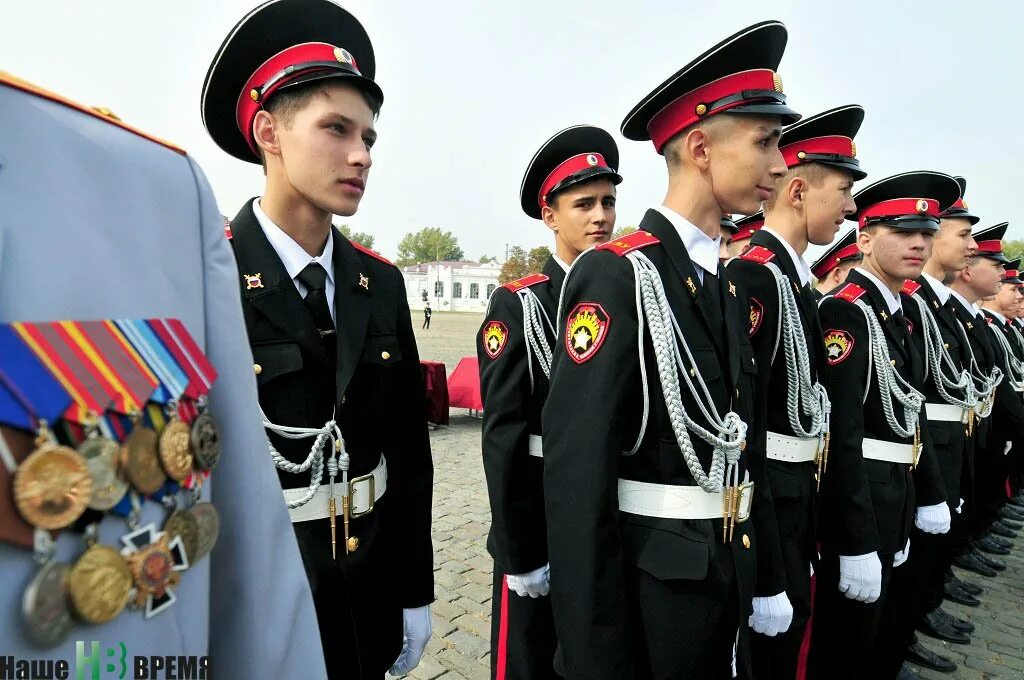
left=252, top=198, right=334, bottom=285
left=654, top=205, right=720, bottom=280
left=985, top=307, right=1007, bottom=323
left=760, top=226, right=812, bottom=286
left=946, top=287, right=976, bottom=316
left=921, top=272, right=951, bottom=304
left=854, top=266, right=902, bottom=315
left=553, top=254, right=571, bottom=273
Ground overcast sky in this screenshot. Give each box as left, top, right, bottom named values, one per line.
left=4, top=0, right=1021, bottom=262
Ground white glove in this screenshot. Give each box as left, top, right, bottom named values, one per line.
left=388, top=606, right=432, bottom=676
left=748, top=591, right=794, bottom=636
left=956, top=498, right=965, bottom=515
left=893, top=539, right=911, bottom=567
left=838, top=552, right=882, bottom=603
left=915, top=502, right=951, bottom=534
left=505, top=564, right=550, bottom=598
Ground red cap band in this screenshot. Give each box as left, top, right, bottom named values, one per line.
left=781, top=135, right=856, bottom=168
left=976, top=240, right=1004, bottom=254
left=1004, top=270, right=1019, bottom=279
left=813, top=243, right=861, bottom=278
left=647, top=69, right=782, bottom=153
left=236, top=42, right=360, bottom=156
left=730, top=219, right=764, bottom=243
left=539, top=153, right=609, bottom=208
left=857, top=198, right=940, bottom=228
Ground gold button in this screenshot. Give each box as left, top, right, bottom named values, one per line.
left=690, top=367, right=696, bottom=377
left=944, top=343, right=950, bottom=349
left=890, top=359, right=896, bottom=366
left=742, top=534, right=751, bottom=549
left=381, top=351, right=391, bottom=360
left=254, top=363, right=262, bottom=375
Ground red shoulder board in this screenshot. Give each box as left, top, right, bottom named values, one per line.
left=503, top=273, right=550, bottom=292
left=834, top=283, right=867, bottom=304
left=901, top=280, right=921, bottom=296
left=739, top=245, right=776, bottom=265
left=224, top=219, right=233, bottom=241
left=596, top=230, right=660, bottom=256
left=351, top=241, right=394, bottom=266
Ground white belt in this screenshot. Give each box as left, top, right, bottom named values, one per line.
left=283, top=456, right=387, bottom=523
left=862, top=438, right=916, bottom=465
left=528, top=434, right=543, bottom=458
left=766, top=432, right=818, bottom=463
left=617, top=478, right=753, bottom=522
left=926, top=403, right=967, bottom=423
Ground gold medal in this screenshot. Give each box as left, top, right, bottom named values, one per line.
left=158, top=419, right=194, bottom=481
left=13, top=442, right=92, bottom=530
left=69, top=544, right=132, bottom=623
left=78, top=437, right=128, bottom=511
left=190, top=502, right=220, bottom=563
left=22, top=560, right=73, bottom=647
left=163, top=509, right=199, bottom=564
left=190, top=412, right=220, bottom=471
left=123, top=426, right=166, bottom=495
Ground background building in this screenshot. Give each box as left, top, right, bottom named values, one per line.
left=402, top=261, right=501, bottom=313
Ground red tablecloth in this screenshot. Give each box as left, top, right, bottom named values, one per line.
left=447, top=356, right=482, bottom=410
left=420, top=360, right=449, bottom=425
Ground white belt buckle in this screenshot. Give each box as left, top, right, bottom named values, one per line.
left=735, top=482, right=754, bottom=524
left=349, top=472, right=376, bottom=518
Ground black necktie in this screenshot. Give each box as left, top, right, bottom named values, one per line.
left=297, top=263, right=335, bottom=333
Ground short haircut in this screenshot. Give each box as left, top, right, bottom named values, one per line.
left=662, top=115, right=734, bottom=169
left=763, top=162, right=836, bottom=211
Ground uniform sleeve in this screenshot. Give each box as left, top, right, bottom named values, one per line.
left=729, top=260, right=787, bottom=596
left=478, top=289, right=546, bottom=573
left=542, top=253, right=639, bottom=680
left=818, top=298, right=880, bottom=556
left=190, top=157, right=328, bottom=678
left=385, top=273, right=435, bottom=607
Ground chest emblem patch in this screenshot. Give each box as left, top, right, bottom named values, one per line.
left=749, top=297, right=765, bottom=337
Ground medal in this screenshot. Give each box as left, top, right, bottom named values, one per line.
left=22, top=560, right=73, bottom=647
left=120, top=523, right=189, bottom=618
left=158, top=418, right=194, bottom=481
left=123, top=425, right=166, bottom=495
left=78, top=436, right=128, bottom=511
left=163, top=508, right=199, bottom=564
left=14, top=438, right=92, bottom=530
left=190, top=412, right=220, bottom=471
left=69, top=544, right=132, bottom=623
left=189, top=502, right=220, bottom=563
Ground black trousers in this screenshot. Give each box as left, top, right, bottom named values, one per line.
left=807, top=552, right=895, bottom=680
left=490, top=568, right=560, bottom=680
left=294, top=516, right=404, bottom=679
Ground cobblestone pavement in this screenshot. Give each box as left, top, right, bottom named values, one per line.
left=402, top=311, right=1024, bottom=679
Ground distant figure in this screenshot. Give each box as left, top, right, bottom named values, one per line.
left=423, top=304, right=432, bottom=329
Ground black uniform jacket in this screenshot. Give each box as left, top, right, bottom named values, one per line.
left=542, top=209, right=775, bottom=679
left=228, top=200, right=434, bottom=607
left=478, top=257, right=565, bottom=574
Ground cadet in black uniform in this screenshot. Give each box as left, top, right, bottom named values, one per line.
left=811, top=229, right=861, bottom=301
left=201, top=2, right=434, bottom=677
left=478, top=125, right=621, bottom=680
left=543, top=21, right=800, bottom=679
left=806, top=171, right=959, bottom=679
left=893, top=180, right=979, bottom=674
left=728, top=105, right=865, bottom=679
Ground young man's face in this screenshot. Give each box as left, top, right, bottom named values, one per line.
left=705, top=114, right=787, bottom=215
left=803, top=168, right=856, bottom=246
left=860, top=226, right=933, bottom=281
left=932, top=217, right=977, bottom=273
left=994, top=281, right=1023, bottom=315
left=966, top=257, right=1005, bottom=298
left=543, top=179, right=616, bottom=261
left=275, top=82, right=377, bottom=217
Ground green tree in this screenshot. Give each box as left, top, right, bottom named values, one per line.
left=335, top=224, right=375, bottom=250
left=1003, top=239, right=1024, bottom=262
left=396, top=227, right=464, bottom=266
left=499, top=246, right=529, bottom=284
left=612, top=225, right=637, bottom=239
left=479, top=255, right=498, bottom=264
left=527, top=246, right=552, bottom=273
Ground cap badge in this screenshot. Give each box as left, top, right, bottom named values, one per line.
left=249, top=88, right=260, bottom=103
left=695, top=103, right=708, bottom=117
left=915, top=199, right=930, bottom=214
left=772, top=73, right=784, bottom=93
left=586, top=154, right=599, bottom=166
left=850, top=141, right=857, bottom=158
left=962, top=199, right=969, bottom=210
left=796, top=151, right=807, bottom=160
left=244, top=273, right=264, bottom=290
left=334, top=47, right=353, bottom=64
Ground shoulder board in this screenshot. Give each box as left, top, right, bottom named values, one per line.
left=739, top=245, right=776, bottom=265
left=901, top=280, right=922, bottom=296
left=0, top=71, right=186, bottom=156
left=834, top=283, right=867, bottom=304
left=596, top=230, right=661, bottom=256
left=503, top=273, right=550, bottom=292
left=224, top=219, right=233, bottom=241
left=350, top=241, right=394, bottom=267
